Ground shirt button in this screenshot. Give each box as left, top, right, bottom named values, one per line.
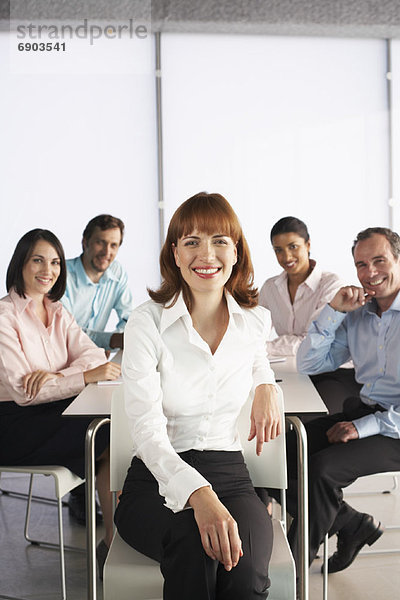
left=379, top=345, right=383, bottom=350
left=208, top=394, right=213, bottom=399
left=199, top=436, right=205, bottom=442
left=367, top=383, right=371, bottom=387
left=380, top=368, right=383, bottom=373
left=210, top=365, right=215, bottom=371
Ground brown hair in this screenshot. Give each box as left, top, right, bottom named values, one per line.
left=82, top=214, right=125, bottom=250
left=149, top=192, right=258, bottom=310
left=6, top=229, right=66, bottom=301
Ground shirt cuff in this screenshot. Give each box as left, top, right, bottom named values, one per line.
left=353, top=414, right=380, bottom=439
left=87, top=330, right=113, bottom=351
left=317, top=304, right=347, bottom=332
left=164, top=466, right=212, bottom=513
left=253, top=371, right=276, bottom=388
left=53, top=371, right=85, bottom=399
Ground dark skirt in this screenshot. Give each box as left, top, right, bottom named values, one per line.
left=0, top=398, right=110, bottom=479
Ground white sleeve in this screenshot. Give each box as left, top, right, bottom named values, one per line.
left=122, top=309, right=210, bottom=512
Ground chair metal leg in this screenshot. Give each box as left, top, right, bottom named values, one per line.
left=322, top=534, right=328, bottom=600
left=57, top=489, right=67, bottom=600
left=23, top=474, right=84, bottom=553
left=0, top=471, right=66, bottom=506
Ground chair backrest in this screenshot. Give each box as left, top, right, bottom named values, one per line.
left=110, top=384, right=286, bottom=492
left=110, top=385, right=134, bottom=492
left=237, top=385, right=287, bottom=490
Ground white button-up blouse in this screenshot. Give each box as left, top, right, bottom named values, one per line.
left=122, top=292, right=276, bottom=513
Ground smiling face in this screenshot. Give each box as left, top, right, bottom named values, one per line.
left=271, top=232, right=311, bottom=277
left=354, top=233, right=400, bottom=311
left=82, top=226, right=121, bottom=280
left=22, top=240, right=61, bottom=300
left=173, top=231, right=237, bottom=297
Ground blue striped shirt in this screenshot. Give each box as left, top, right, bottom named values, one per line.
left=297, top=292, right=400, bottom=439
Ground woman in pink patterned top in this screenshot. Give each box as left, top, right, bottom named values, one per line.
left=0, top=228, right=121, bottom=562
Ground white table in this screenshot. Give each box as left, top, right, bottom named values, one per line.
left=63, top=356, right=327, bottom=600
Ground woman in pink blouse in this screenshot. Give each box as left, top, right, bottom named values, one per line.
left=259, top=216, right=342, bottom=357
left=0, top=228, right=120, bottom=570
left=259, top=217, right=359, bottom=416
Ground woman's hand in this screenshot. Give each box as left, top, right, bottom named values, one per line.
left=248, top=384, right=281, bottom=455
left=23, top=370, right=63, bottom=399
left=189, top=486, right=243, bottom=571
left=83, top=362, right=121, bottom=384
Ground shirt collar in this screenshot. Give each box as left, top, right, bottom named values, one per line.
left=160, top=290, right=245, bottom=334
left=9, top=287, right=61, bottom=319
left=76, top=255, right=118, bottom=285
left=366, top=289, right=400, bottom=314
left=274, top=259, right=321, bottom=292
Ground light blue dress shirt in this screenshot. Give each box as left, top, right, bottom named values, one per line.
left=61, top=256, right=134, bottom=350
left=297, top=292, right=400, bottom=439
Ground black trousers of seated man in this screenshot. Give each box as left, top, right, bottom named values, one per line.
left=115, top=450, right=273, bottom=600
left=270, top=397, right=400, bottom=569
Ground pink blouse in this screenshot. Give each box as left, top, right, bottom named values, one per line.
left=0, top=289, right=106, bottom=406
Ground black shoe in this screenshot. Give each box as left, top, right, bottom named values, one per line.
left=68, top=493, right=103, bottom=526
left=96, top=539, right=109, bottom=581
left=325, top=514, right=384, bottom=574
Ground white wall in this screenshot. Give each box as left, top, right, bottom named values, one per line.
left=161, top=34, right=389, bottom=287
left=392, top=40, right=400, bottom=234
left=0, top=31, right=160, bottom=305
left=0, top=31, right=395, bottom=311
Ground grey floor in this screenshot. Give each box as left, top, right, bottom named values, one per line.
left=1, top=472, right=399, bottom=600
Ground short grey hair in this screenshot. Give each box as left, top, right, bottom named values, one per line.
left=352, top=227, right=400, bottom=259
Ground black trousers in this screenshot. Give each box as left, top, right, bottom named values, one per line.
left=271, top=397, right=400, bottom=567
left=115, top=450, right=273, bottom=600
left=310, top=368, right=362, bottom=416
left=0, top=398, right=109, bottom=479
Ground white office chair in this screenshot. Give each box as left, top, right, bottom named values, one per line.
left=322, top=470, right=400, bottom=600
left=103, top=385, right=296, bottom=600
left=0, top=465, right=84, bottom=600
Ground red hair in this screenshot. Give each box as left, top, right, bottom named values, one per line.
left=149, top=192, right=258, bottom=310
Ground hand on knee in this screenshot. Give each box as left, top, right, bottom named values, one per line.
left=188, top=487, right=243, bottom=571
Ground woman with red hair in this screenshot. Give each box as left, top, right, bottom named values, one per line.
left=115, top=192, right=281, bottom=599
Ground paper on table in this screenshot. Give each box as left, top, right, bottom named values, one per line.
left=97, top=376, right=123, bottom=386
left=268, top=357, right=287, bottom=363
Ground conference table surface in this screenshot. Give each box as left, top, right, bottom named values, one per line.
left=63, top=356, right=326, bottom=418
left=63, top=355, right=328, bottom=600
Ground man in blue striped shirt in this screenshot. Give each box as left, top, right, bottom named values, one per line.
left=288, top=227, right=400, bottom=573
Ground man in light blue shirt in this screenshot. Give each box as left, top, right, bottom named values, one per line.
left=62, top=214, right=134, bottom=351
left=62, top=214, right=133, bottom=525
left=285, top=227, right=400, bottom=574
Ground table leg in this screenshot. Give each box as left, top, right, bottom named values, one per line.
left=286, top=416, right=309, bottom=600
left=85, top=417, right=110, bottom=600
